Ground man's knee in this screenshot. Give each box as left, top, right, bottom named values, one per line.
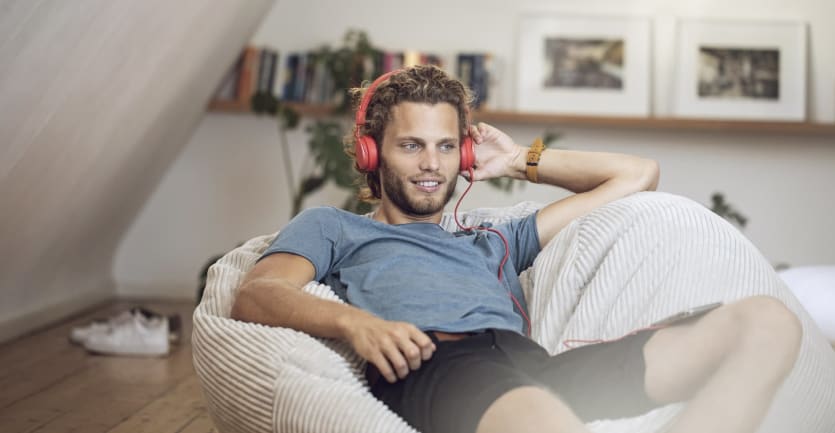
left=732, top=296, right=802, bottom=369
left=642, top=296, right=802, bottom=403
left=477, top=386, right=588, bottom=433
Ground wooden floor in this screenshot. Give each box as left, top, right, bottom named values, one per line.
left=0, top=300, right=215, bottom=433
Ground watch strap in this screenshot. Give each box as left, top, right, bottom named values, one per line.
left=525, top=138, right=545, bottom=183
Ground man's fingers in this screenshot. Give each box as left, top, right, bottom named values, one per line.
left=370, top=353, right=397, bottom=384
left=411, top=330, right=437, bottom=361
left=354, top=322, right=438, bottom=384
left=397, top=340, right=423, bottom=371
left=469, top=124, right=483, bottom=143
left=381, top=343, right=410, bottom=380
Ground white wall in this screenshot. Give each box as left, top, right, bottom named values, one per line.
left=0, top=0, right=275, bottom=342
left=114, top=0, right=835, bottom=299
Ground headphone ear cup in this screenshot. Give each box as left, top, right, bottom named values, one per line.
left=355, top=135, right=378, bottom=172
left=459, top=136, right=475, bottom=171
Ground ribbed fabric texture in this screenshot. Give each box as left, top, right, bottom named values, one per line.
left=192, top=192, right=835, bottom=433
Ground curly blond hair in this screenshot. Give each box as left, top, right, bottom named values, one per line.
left=344, top=65, right=474, bottom=203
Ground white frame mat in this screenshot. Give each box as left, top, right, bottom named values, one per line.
left=672, top=19, right=806, bottom=121
left=516, top=14, right=651, bottom=117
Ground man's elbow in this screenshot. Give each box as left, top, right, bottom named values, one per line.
left=639, top=159, right=660, bottom=191
left=230, top=283, right=255, bottom=322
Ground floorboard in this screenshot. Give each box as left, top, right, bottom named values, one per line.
left=0, top=300, right=209, bottom=433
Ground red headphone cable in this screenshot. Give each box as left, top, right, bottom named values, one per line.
left=453, top=168, right=533, bottom=336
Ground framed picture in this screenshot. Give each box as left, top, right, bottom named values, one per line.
left=672, top=19, right=806, bottom=121
left=516, top=14, right=651, bottom=117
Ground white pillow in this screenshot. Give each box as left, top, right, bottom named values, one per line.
left=778, top=266, right=835, bottom=343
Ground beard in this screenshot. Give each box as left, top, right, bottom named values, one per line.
left=379, top=159, right=457, bottom=217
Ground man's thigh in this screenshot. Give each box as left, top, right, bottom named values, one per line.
left=494, top=329, right=658, bottom=421
left=371, top=329, right=659, bottom=432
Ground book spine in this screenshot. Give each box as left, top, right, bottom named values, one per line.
left=403, top=50, right=420, bottom=68
left=302, top=52, right=316, bottom=103
left=283, top=53, right=298, bottom=101
left=266, top=50, right=279, bottom=97
left=257, top=48, right=270, bottom=93
left=293, top=53, right=308, bottom=102
left=257, top=49, right=278, bottom=94
left=484, top=53, right=499, bottom=110
left=457, top=54, right=474, bottom=90
left=383, top=52, right=394, bottom=73
left=236, top=46, right=259, bottom=103
left=472, top=54, right=487, bottom=108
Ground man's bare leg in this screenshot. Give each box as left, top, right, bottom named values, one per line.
left=476, top=386, right=590, bottom=433
left=643, top=295, right=802, bottom=433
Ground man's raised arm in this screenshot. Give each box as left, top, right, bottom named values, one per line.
left=468, top=122, right=660, bottom=247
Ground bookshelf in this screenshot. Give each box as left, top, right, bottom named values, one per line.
left=207, top=99, right=250, bottom=112
left=207, top=44, right=835, bottom=137
left=208, top=102, right=835, bottom=137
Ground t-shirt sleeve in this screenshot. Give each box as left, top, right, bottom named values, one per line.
left=259, top=207, right=342, bottom=282
left=497, top=211, right=541, bottom=272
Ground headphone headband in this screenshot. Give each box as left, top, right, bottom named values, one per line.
left=353, top=68, right=475, bottom=173
left=355, top=70, right=399, bottom=135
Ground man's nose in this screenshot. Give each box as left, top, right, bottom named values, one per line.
left=419, top=146, right=441, bottom=171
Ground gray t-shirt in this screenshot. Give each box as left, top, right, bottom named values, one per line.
left=261, top=206, right=541, bottom=334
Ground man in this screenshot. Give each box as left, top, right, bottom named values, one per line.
left=231, top=66, right=801, bottom=433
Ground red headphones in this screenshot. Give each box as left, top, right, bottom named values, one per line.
left=354, top=69, right=476, bottom=173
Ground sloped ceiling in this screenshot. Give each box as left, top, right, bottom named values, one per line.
left=0, top=0, right=274, bottom=341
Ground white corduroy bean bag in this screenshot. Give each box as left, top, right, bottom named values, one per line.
left=192, top=191, right=835, bottom=433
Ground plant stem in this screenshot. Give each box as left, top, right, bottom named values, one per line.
left=277, top=122, right=297, bottom=216
left=292, top=191, right=304, bottom=216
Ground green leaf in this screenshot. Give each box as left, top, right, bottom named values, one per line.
left=300, top=175, right=326, bottom=195
left=486, top=177, right=523, bottom=192
left=279, top=106, right=300, bottom=129
left=542, top=130, right=562, bottom=147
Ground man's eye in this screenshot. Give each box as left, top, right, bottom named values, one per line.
left=440, top=143, right=456, bottom=152
left=402, top=142, right=419, bottom=151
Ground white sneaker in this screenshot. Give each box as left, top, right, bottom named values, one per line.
left=69, top=310, right=135, bottom=345
left=83, top=313, right=170, bottom=357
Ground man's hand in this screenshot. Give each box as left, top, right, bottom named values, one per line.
left=341, top=314, right=436, bottom=383
left=464, top=122, right=525, bottom=182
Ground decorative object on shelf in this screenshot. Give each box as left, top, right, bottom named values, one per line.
left=516, top=14, right=651, bottom=117
left=672, top=19, right=806, bottom=121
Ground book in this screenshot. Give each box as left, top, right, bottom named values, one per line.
left=236, top=46, right=259, bottom=103
left=472, top=54, right=488, bottom=108
left=257, top=49, right=278, bottom=94
left=283, top=53, right=299, bottom=100
left=457, top=53, right=492, bottom=108
left=293, top=53, right=308, bottom=102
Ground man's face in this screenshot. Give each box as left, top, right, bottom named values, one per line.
left=378, top=102, right=461, bottom=219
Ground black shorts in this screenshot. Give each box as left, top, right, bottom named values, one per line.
left=369, top=328, right=658, bottom=433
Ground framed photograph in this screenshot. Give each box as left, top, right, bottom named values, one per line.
left=516, top=14, right=651, bottom=117
left=673, top=19, right=806, bottom=121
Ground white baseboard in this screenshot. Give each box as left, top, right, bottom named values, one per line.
left=0, top=290, right=112, bottom=344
